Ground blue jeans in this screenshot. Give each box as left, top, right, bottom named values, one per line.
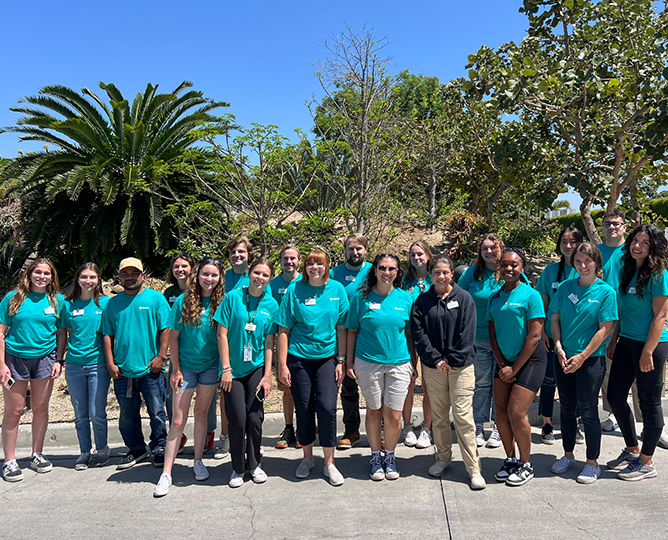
left=473, top=340, right=496, bottom=425
left=113, top=372, right=168, bottom=453
left=538, top=339, right=556, bottom=419
left=65, top=363, right=111, bottom=454
left=554, top=355, right=606, bottom=460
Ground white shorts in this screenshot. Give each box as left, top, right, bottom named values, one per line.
left=354, top=357, right=413, bottom=411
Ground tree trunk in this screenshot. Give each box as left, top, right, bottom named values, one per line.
left=580, top=195, right=601, bottom=244
left=427, top=170, right=437, bottom=229
left=627, top=178, right=640, bottom=228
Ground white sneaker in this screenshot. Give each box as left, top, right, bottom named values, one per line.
left=229, top=470, right=244, bottom=488
left=403, top=425, right=418, bottom=447
left=415, top=424, right=432, bottom=449
left=323, top=463, right=344, bottom=486
left=295, top=457, right=314, bottom=478
left=193, top=459, right=209, bottom=481
left=475, top=424, right=485, bottom=447
left=252, top=466, right=267, bottom=484
left=153, top=473, right=172, bottom=497
left=486, top=424, right=502, bottom=448
left=601, top=414, right=618, bottom=432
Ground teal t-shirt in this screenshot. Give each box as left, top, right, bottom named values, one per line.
left=536, top=262, right=579, bottom=339
left=345, top=288, right=412, bottom=365
left=330, top=262, right=372, bottom=300
left=402, top=276, right=433, bottom=303
left=597, top=242, right=624, bottom=293
left=168, top=295, right=220, bottom=372
left=618, top=269, right=668, bottom=343
left=549, top=278, right=618, bottom=358
left=487, top=282, right=545, bottom=362
left=458, top=265, right=503, bottom=341
left=225, top=269, right=249, bottom=294
left=276, top=279, right=350, bottom=359
left=0, top=291, right=64, bottom=358
left=213, top=287, right=279, bottom=378
left=164, top=284, right=185, bottom=309
left=101, top=288, right=171, bottom=378
left=61, top=296, right=109, bottom=365
left=270, top=273, right=301, bottom=306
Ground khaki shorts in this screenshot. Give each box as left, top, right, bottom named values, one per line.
left=354, top=357, right=413, bottom=411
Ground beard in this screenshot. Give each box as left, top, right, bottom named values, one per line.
left=347, top=254, right=364, bottom=267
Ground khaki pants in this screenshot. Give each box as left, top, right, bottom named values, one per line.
left=423, top=363, right=480, bottom=476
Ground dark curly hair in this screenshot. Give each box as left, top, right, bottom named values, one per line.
left=361, top=254, right=403, bottom=299
left=619, top=224, right=668, bottom=300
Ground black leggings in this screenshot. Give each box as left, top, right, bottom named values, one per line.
left=608, top=337, right=668, bottom=456
left=223, top=367, right=264, bottom=474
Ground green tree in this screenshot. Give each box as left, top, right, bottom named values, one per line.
left=1, top=82, right=228, bottom=272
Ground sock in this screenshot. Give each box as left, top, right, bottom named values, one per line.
left=371, top=450, right=381, bottom=458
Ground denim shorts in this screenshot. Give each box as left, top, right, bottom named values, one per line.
left=180, top=364, right=219, bottom=388
left=6, top=350, right=57, bottom=381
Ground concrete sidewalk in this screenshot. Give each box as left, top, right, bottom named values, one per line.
left=3, top=402, right=668, bottom=539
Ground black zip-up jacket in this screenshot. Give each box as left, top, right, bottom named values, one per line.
left=410, top=284, right=476, bottom=369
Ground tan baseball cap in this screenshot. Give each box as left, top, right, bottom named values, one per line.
left=118, top=257, right=144, bottom=272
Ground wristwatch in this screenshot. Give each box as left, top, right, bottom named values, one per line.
left=336, top=355, right=346, bottom=365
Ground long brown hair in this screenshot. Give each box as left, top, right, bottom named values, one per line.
left=571, top=244, right=603, bottom=279
left=473, top=234, right=505, bottom=281
left=66, top=262, right=104, bottom=307
left=180, top=258, right=226, bottom=326
left=402, top=241, right=432, bottom=290
left=9, top=258, right=61, bottom=316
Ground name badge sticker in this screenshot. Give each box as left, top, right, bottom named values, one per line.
left=245, top=323, right=257, bottom=332
left=552, top=282, right=559, bottom=290
left=44, top=307, right=55, bottom=315
left=305, top=297, right=316, bottom=306
left=278, top=287, right=287, bottom=294
left=629, top=286, right=637, bottom=294
left=446, top=300, right=459, bottom=310
left=345, top=275, right=355, bottom=282
left=568, top=293, right=579, bottom=304
left=369, top=302, right=381, bottom=310
left=72, top=309, right=85, bottom=317
left=243, top=346, right=253, bottom=362
left=169, top=296, right=179, bottom=304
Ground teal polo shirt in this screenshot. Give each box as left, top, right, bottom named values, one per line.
left=270, top=273, right=301, bottom=306
left=536, top=262, right=579, bottom=339
left=330, top=262, right=372, bottom=300
left=597, top=242, right=624, bottom=293
left=402, top=276, right=433, bottom=304
left=618, top=269, right=668, bottom=343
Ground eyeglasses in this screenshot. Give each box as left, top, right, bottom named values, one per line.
left=378, top=265, right=398, bottom=272
left=603, top=221, right=625, bottom=229
left=201, top=256, right=224, bottom=265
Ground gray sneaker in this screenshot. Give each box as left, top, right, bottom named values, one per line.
left=551, top=455, right=576, bottom=474
left=607, top=448, right=640, bottom=470
left=541, top=424, right=555, bottom=444
left=577, top=463, right=601, bottom=484
left=3, top=459, right=23, bottom=482
left=75, top=452, right=92, bottom=471
left=618, top=458, right=657, bottom=481
left=486, top=424, right=503, bottom=448
left=214, top=434, right=230, bottom=460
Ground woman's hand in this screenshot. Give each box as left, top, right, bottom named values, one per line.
left=0, top=364, right=11, bottom=386
left=220, top=370, right=233, bottom=392
left=436, top=360, right=450, bottom=371
left=278, top=364, right=291, bottom=388
left=606, top=337, right=618, bottom=360
left=346, top=361, right=357, bottom=381
left=563, top=353, right=585, bottom=374
left=50, top=362, right=62, bottom=379
left=556, top=346, right=568, bottom=370
left=639, top=349, right=655, bottom=373
left=411, top=364, right=419, bottom=380
left=335, top=363, right=344, bottom=387
left=498, top=365, right=515, bottom=384
left=170, top=369, right=183, bottom=392
left=257, top=375, right=271, bottom=398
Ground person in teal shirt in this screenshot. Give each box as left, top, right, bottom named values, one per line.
left=549, top=244, right=617, bottom=484
left=0, top=258, right=66, bottom=483
left=61, top=262, right=111, bottom=471
left=458, top=233, right=505, bottom=449
left=487, top=248, right=546, bottom=487
left=329, top=233, right=371, bottom=450
left=346, top=254, right=414, bottom=481
left=154, top=257, right=225, bottom=497
left=400, top=240, right=434, bottom=450
left=224, top=237, right=253, bottom=293
left=215, top=258, right=279, bottom=488
left=277, top=250, right=349, bottom=486
left=606, top=224, right=668, bottom=481
left=102, top=257, right=171, bottom=470
left=270, top=244, right=302, bottom=450
left=535, top=227, right=583, bottom=444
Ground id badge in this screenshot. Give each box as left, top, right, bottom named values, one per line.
left=243, top=346, right=253, bottom=362
left=245, top=323, right=257, bottom=332
left=568, top=293, right=579, bottom=304
left=305, top=297, right=316, bottom=306
left=369, top=302, right=381, bottom=310
left=447, top=300, right=459, bottom=310
left=44, top=307, right=55, bottom=315
left=278, top=287, right=287, bottom=294
left=72, top=309, right=85, bottom=317
left=552, top=282, right=559, bottom=290
left=345, top=274, right=355, bottom=282
left=629, top=286, right=637, bottom=294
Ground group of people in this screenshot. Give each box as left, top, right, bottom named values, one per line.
left=1, top=210, right=667, bottom=495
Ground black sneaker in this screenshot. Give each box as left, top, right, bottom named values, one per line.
left=30, top=452, right=53, bottom=473
left=153, top=447, right=165, bottom=467
left=3, top=459, right=23, bottom=482
left=495, top=458, right=518, bottom=482
left=275, top=425, right=297, bottom=449
left=506, top=462, right=534, bottom=487
left=116, top=448, right=149, bottom=470
left=541, top=424, right=555, bottom=445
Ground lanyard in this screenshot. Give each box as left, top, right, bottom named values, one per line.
left=244, top=287, right=264, bottom=346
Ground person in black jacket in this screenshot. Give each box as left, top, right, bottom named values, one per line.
left=411, top=254, right=485, bottom=490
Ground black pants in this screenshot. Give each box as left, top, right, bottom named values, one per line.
left=341, top=373, right=360, bottom=433
left=223, top=367, right=264, bottom=474
left=608, top=337, right=668, bottom=456
left=554, top=355, right=606, bottom=460
left=288, top=354, right=338, bottom=447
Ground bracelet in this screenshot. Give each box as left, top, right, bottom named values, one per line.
left=57, top=359, right=65, bottom=366
left=222, top=366, right=232, bottom=373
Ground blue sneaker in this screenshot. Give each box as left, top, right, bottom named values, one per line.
left=577, top=463, right=601, bottom=484
left=384, top=453, right=399, bottom=480
left=369, top=453, right=384, bottom=481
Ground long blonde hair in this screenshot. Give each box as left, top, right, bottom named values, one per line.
left=9, top=258, right=61, bottom=316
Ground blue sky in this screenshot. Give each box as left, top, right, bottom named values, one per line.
left=1, top=0, right=579, bottom=205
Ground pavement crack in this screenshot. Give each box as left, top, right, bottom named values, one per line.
left=527, top=487, right=602, bottom=539
left=242, top=484, right=258, bottom=539
left=438, top=477, right=453, bottom=540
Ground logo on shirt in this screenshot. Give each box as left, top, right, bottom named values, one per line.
left=139, top=306, right=150, bottom=310
left=329, top=297, right=340, bottom=301
left=260, top=311, right=271, bottom=316
left=393, top=307, right=405, bottom=311
left=587, top=299, right=600, bottom=304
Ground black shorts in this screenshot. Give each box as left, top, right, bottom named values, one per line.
left=494, top=342, right=547, bottom=393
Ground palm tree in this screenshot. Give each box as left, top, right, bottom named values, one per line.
left=1, top=81, right=229, bottom=273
